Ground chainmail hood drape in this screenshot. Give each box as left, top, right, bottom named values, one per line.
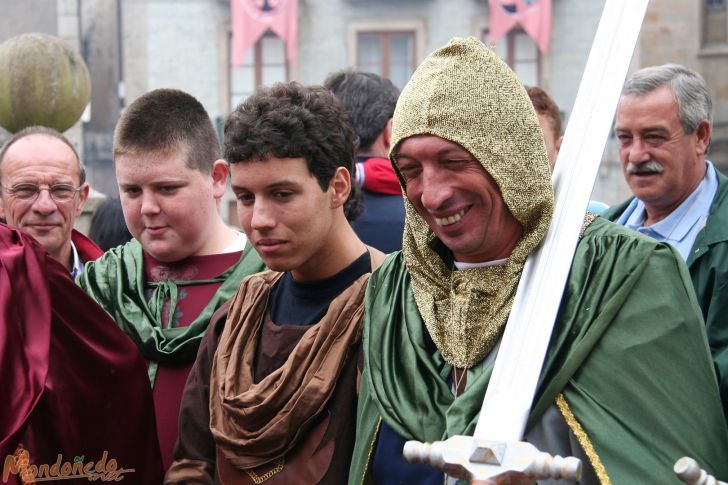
left=390, top=36, right=555, bottom=368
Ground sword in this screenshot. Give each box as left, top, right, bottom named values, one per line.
left=403, top=0, right=649, bottom=481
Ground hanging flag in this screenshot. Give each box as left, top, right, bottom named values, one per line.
left=488, top=0, right=552, bottom=54
left=231, top=0, right=298, bottom=67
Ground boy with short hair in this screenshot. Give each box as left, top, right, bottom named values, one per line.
left=78, top=88, right=265, bottom=470
left=165, top=82, right=384, bottom=484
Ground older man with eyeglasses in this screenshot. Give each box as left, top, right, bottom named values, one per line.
left=0, top=126, right=102, bottom=276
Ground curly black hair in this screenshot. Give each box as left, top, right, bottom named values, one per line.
left=224, top=82, right=358, bottom=191
left=224, top=82, right=362, bottom=219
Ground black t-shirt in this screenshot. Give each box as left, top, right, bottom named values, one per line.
left=269, top=251, right=371, bottom=326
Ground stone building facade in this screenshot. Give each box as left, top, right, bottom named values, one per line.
left=639, top=0, right=728, bottom=171
left=109, top=0, right=606, bottom=224
left=3, top=0, right=727, bottom=223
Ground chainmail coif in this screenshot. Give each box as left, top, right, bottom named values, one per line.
left=390, top=37, right=555, bottom=368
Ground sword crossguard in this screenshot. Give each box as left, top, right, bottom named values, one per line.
left=403, top=436, right=582, bottom=482
left=674, top=457, right=727, bottom=485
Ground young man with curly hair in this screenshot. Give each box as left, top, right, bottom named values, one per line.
left=165, top=82, right=384, bottom=484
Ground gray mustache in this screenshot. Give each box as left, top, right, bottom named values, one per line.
left=626, top=160, right=664, bottom=175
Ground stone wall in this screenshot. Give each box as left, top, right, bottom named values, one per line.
left=638, top=0, right=728, bottom=174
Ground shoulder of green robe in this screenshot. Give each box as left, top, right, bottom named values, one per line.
left=369, top=250, right=403, bottom=278
left=76, top=239, right=143, bottom=289
left=365, top=251, right=406, bottom=299
left=535, top=218, right=728, bottom=483
left=583, top=216, right=688, bottom=262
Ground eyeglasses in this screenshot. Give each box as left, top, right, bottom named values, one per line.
left=1, top=183, right=82, bottom=204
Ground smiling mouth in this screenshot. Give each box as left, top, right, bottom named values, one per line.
left=434, top=207, right=469, bottom=227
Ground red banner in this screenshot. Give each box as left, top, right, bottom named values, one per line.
left=488, top=0, right=552, bottom=54
left=231, top=0, right=298, bottom=67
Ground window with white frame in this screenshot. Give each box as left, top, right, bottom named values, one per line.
left=357, top=31, right=415, bottom=89
left=230, top=32, right=288, bottom=110
left=703, top=0, right=727, bottom=46
left=483, top=29, right=540, bottom=86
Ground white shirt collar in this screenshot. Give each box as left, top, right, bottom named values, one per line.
left=70, top=240, right=84, bottom=278
left=453, top=258, right=508, bottom=270
left=221, top=231, right=248, bottom=253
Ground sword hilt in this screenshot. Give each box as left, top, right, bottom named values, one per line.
left=403, top=436, right=582, bottom=482
left=527, top=452, right=582, bottom=480
left=674, top=457, right=727, bottom=485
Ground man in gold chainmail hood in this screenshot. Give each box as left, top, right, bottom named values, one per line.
left=349, top=37, right=728, bottom=484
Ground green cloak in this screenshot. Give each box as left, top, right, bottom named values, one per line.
left=350, top=217, right=728, bottom=484
left=77, top=239, right=265, bottom=384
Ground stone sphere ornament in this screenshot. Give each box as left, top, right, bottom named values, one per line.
left=0, top=32, right=91, bottom=133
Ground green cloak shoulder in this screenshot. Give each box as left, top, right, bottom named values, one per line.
left=77, top=239, right=266, bottom=379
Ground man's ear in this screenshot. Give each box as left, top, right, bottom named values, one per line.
left=74, top=183, right=90, bottom=217
left=211, top=159, right=230, bottom=200
left=695, top=119, right=712, bottom=156
left=383, top=118, right=393, bottom=152
left=329, top=166, right=352, bottom=209
left=0, top=183, right=6, bottom=219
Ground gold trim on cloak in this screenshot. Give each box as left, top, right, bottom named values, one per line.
left=360, top=417, right=383, bottom=485
left=556, top=393, right=611, bottom=485
left=244, top=457, right=285, bottom=484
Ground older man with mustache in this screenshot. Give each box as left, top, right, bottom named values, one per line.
left=604, top=63, right=728, bottom=418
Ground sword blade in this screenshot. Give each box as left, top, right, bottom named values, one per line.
left=474, top=0, right=650, bottom=442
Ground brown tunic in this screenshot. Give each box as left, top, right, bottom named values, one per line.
left=166, top=277, right=368, bottom=485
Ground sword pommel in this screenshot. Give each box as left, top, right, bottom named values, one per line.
left=527, top=452, right=582, bottom=481
left=674, top=457, right=727, bottom=485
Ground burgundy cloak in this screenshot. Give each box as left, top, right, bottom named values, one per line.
left=0, top=224, right=163, bottom=484
left=71, top=229, right=104, bottom=263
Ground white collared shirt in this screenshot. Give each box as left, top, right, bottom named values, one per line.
left=70, top=240, right=84, bottom=279
left=453, top=258, right=507, bottom=270
left=617, top=161, right=718, bottom=261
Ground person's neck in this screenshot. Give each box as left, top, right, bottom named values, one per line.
left=51, top=241, right=74, bottom=272
left=357, top=152, right=387, bottom=160
left=291, top=217, right=368, bottom=282
left=201, top=217, right=240, bottom=255
left=643, top=166, right=707, bottom=226
left=644, top=204, right=681, bottom=226
left=357, top=141, right=388, bottom=160
left=468, top=223, right=522, bottom=263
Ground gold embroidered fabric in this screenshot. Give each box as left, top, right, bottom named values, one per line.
left=244, top=458, right=285, bottom=484
left=359, top=418, right=382, bottom=485
left=556, top=394, right=611, bottom=485
left=390, top=36, right=555, bottom=368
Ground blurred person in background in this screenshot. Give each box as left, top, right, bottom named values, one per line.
left=89, top=197, right=133, bottom=251
left=325, top=70, right=404, bottom=253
